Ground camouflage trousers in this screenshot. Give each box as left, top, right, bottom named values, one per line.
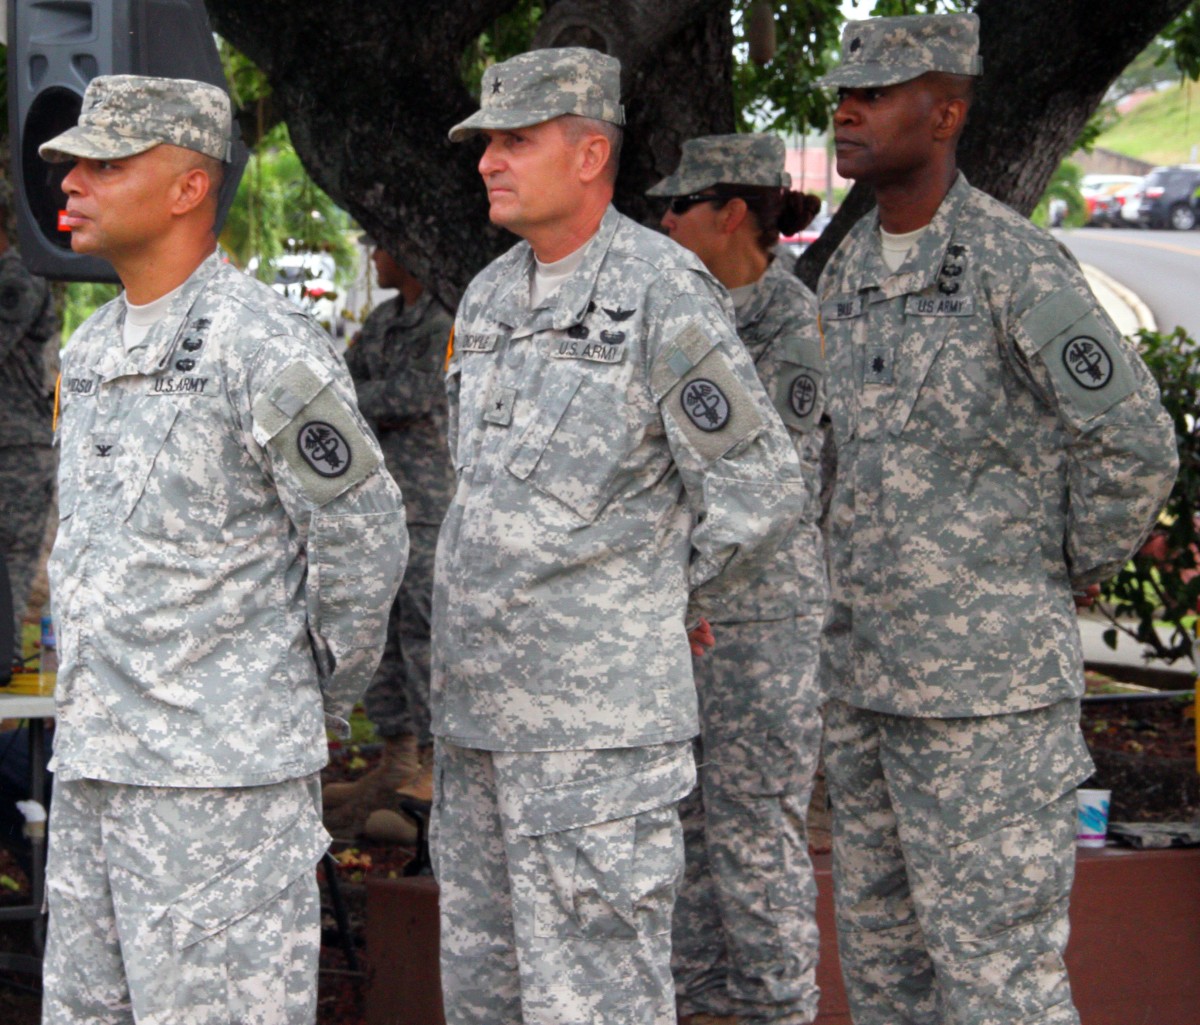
left=823, top=698, right=1094, bottom=1025
left=0, top=443, right=55, bottom=635
left=363, top=523, right=436, bottom=741
left=673, top=615, right=823, bottom=1024
left=42, top=774, right=330, bottom=1025
left=431, top=739, right=695, bottom=1025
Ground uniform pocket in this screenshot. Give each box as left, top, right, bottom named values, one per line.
left=506, top=372, right=632, bottom=523
left=168, top=802, right=330, bottom=952
left=123, top=403, right=230, bottom=545
left=510, top=747, right=694, bottom=941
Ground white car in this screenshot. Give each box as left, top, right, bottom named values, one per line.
left=268, top=251, right=344, bottom=335
left=1080, top=174, right=1143, bottom=227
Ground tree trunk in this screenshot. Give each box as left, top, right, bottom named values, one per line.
left=207, top=0, right=1192, bottom=298
left=206, top=0, right=733, bottom=306
left=797, top=0, right=1192, bottom=289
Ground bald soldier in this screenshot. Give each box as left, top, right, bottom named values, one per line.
left=433, top=47, right=804, bottom=1025
left=816, top=15, right=1177, bottom=1025
left=39, top=76, right=406, bottom=1025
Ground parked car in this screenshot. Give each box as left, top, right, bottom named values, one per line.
left=1116, top=180, right=1144, bottom=226
left=1137, top=165, right=1200, bottom=230
left=267, top=251, right=345, bottom=334
left=1080, top=174, right=1143, bottom=227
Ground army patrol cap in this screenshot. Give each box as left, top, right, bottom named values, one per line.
left=448, top=47, right=624, bottom=142
left=647, top=134, right=790, bottom=197
left=39, top=75, right=233, bottom=164
left=817, top=13, right=982, bottom=89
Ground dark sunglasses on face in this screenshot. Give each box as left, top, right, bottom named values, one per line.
left=667, top=193, right=721, bottom=215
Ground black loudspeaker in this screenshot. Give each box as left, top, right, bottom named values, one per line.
left=7, top=0, right=250, bottom=282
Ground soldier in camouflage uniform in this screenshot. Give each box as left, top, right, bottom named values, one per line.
left=0, top=198, right=59, bottom=642
left=816, top=16, right=1178, bottom=1025
left=323, top=241, right=454, bottom=841
left=38, top=75, right=407, bottom=1025
left=435, top=49, right=805, bottom=1025
left=649, top=135, right=826, bottom=1025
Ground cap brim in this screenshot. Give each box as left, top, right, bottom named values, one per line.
left=38, top=126, right=161, bottom=164
left=645, top=171, right=720, bottom=197
left=814, top=63, right=925, bottom=90
left=448, top=107, right=567, bottom=143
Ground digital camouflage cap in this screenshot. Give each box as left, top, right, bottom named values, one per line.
left=646, top=134, right=790, bottom=197
left=448, top=47, right=624, bottom=143
left=816, top=13, right=982, bottom=89
left=39, top=75, right=232, bottom=164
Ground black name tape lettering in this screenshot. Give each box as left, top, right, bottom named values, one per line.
left=153, top=376, right=210, bottom=396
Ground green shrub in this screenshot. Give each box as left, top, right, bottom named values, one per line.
left=1098, top=327, right=1199, bottom=665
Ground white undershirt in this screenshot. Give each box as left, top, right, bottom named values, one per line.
left=879, top=224, right=929, bottom=273
left=531, top=244, right=588, bottom=307
left=123, top=282, right=186, bottom=352
left=729, top=282, right=757, bottom=313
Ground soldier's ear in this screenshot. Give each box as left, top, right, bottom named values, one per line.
left=932, top=97, right=968, bottom=143
left=577, top=133, right=612, bottom=185
left=171, top=166, right=214, bottom=217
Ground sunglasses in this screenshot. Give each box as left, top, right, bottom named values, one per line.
left=667, top=193, right=722, bottom=215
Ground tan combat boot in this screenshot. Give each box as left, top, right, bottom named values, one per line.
left=362, top=807, right=419, bottom=845
left=322, top=734, right=420, bottom=837
left=392, top=743, right=433, bottom=803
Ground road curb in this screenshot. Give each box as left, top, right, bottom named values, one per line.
left=1082, top=263, right=1158, bottom=334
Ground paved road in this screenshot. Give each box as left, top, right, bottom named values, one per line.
left=1055, top=227, right=1200, bottom=339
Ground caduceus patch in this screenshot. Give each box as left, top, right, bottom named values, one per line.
left=681, top=378, right=731, bottom=432
left=789, top=373, right=817, bottom=418
left=298, top=421, right=352, bottom=477
left=1062, top=335, right=1114, bottom=391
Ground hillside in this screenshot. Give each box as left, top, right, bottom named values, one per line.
left=1096, top=79, right=1200, bottom=166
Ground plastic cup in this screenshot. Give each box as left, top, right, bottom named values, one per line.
left=1075, top=788, right=1111, bottom=848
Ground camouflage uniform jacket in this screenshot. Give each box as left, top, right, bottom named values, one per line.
left=50, top=254, right=408, bottom=787
left=0, top=248, right=58, bottom=446
left=344, top=291, right=455, bottom=526
left=818, top=173, right=1177, bottom=718
left=433, top=205, right=805, bottom=752
left=707, top=257, right=828, bottom=624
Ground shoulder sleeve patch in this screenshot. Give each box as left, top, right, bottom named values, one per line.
left=1017, top=290, right=1136, bottom=420
left=654, top=323, right=764, bottom=463
left=252, top=360, right=381, bottom=506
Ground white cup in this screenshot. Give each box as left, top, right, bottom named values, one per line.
left=1075, top=788, right=1111, bottom=848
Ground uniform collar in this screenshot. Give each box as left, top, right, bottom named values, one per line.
left=507, top=204, right=622, bottom=339
left=397, top=290, right=434, bottom=330
left=96, top=252, right=223, bottom=381
left=844, top=171, right=972, bottom=299
left=736, top=256, right=788, bottom=336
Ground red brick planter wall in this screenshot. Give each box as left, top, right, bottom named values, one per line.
left=366, top=847, right=1200, bottom=1025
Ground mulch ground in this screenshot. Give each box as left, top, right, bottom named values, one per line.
left=2, top=684, right=1196, bottom=1025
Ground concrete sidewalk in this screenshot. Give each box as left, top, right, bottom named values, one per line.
left=1082, top=264, right=1157, bottom=336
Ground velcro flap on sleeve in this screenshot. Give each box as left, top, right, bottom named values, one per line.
left=1017, top=289, right=1137, bottom=420
left=253, top=360, right=381, bottom=506
left=650, top=321, right=719, bottom=400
